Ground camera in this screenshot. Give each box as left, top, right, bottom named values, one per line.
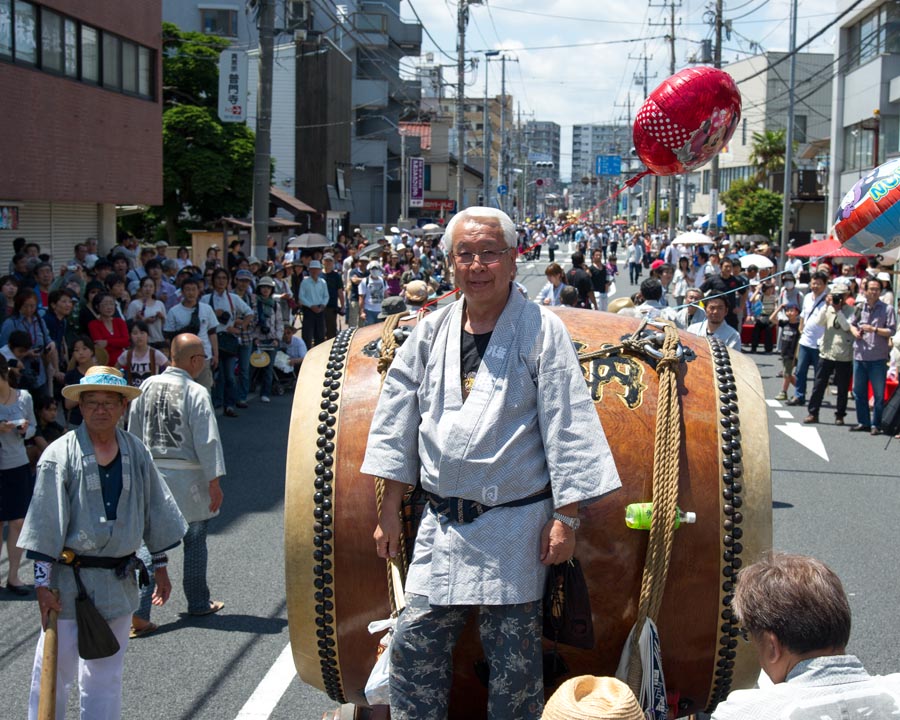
left=217, top=311, right=231, bottom=323
left=831, top=294, right=846, bottom=304
left=259, top=325, right=270, bottom=334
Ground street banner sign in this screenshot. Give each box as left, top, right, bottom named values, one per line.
left=409, top=157, right=425, bottom=207
left=218, top=50, right=248, bottom=123
left=595, top=154, right=622, bottom=176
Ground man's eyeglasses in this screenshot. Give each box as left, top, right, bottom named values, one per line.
left=453, top=248, right=513, bottom=266
left=82, top=400, right=122, bottom=412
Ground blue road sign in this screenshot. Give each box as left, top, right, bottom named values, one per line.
left=497, top=184, right=508, bottom=195
left=595, top=155, right=622, bottom=176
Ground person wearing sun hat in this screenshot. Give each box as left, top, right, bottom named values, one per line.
left=19, top=366, right=187, bottom=719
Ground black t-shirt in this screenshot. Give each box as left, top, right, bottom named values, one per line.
left=566, top=267, right=593, bottom=307
left=461, top=329, right=492, bottom=400
left=778, top=319, right=801, bottom=359
left=323, top=270, right=343, bottom=308
left=589, top=264, right=608, bottom=293
left=701, top=274, right=743, bottom=311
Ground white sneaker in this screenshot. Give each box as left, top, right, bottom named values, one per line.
left=261, top=396, right=271, bottom=403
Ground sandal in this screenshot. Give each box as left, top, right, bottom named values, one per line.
left=189, top=600, right=225, bottom=617
left=129, top=622, right=158, bottom=639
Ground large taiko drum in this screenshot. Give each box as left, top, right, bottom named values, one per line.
left=285, top=309, right=771, bottom=717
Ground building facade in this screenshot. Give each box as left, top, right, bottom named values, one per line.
left=829, top=0, right=900, bottom=223
left=0, top=0, right=163, bottom=261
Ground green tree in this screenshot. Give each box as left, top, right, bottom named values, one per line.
left=722, top=179, right=782, bottom=237
left=749, top=129, right=786, bottom=181
left=132, top=23, right=256, bottom=243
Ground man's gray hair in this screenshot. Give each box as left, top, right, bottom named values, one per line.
left=442, top=207, right=517, bottom=254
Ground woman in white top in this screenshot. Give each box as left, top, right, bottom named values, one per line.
left=672, top=256, right=694, bottom=307
left=175, top=246, right=191, bottom=271
left=535, top=262, right=566, bottom=306
left=0, top=355, right=36, bottom=594
left=126, top=276, right=167, bottom=349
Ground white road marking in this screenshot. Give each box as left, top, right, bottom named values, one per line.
left=765, top=399, right=783, bottom=408
left=234, top=642, right=296, bottom=719
left=775, top=410, right=794, bottom=419
left=775, top=422, right=829, bottom=461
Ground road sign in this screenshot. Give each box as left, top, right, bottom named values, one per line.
left=595, top=155, right=622, bottom=176
left=535, top=178, right=544, bottom=187
left=497, top=184, right=508, bottom=195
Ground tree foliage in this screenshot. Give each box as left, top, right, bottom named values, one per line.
left=132, top=23, right=256, bottom=242
left=722, top=178, right=782, bottom=238
left=749, top=129, right=786, bottom=180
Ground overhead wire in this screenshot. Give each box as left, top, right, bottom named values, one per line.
left=405, top=0, right=456, bottom=61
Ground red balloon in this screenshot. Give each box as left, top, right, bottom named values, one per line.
left=633, top=66, right=742, bottom=176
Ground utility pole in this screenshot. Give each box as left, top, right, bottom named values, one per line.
left=252, top=0, right=275, bottom=249
left=482, top=56, right=491, bottom=208
left=779, top=0, right=798, bottom=269
left=708, top=0, right=724, bottom=236
left=499, top=56, right=507, bottom=214
left=630, top=45, right=656, bottom=229
left=456, top=0, right=468, bottom=212
left=650, top=0, right=681, bottom=237
left=400, top=128, right=407, bottom=224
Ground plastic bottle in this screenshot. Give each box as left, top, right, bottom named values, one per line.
left=624, top=502, right=697, bottom=530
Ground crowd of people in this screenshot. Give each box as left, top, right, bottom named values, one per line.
left=518, top=220, right=899, bottom=438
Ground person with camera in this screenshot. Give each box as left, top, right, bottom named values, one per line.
left=0, top=355, right=37, bottom=595
left=0, top=289, right=56, bottom=398
left=206, top=268, right=251, bottom=417
left=749, top=280, right=779, bottom=353
left=163, top=277, right=218, bottom=393
left=804, top=282, right=855, bottom=425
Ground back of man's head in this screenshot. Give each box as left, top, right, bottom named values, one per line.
left=640, top=278, right=663, bottom=301
left=732, top=552, right=851, bottom=655
left=571, top=252, right=584, bottom=267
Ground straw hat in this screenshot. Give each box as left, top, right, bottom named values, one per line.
left=61, top=366, right=142, bottom=402
left=542, top=676, right=644, bottom=720
left=608, top=297, right=635, bottom=314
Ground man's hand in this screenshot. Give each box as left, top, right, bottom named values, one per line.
left=374, top=511, right=402, bottom=559
left=540, top=518, right=576, bottom=566
left=37, top=587, right=62, bottom=630
left=151, top=568, right=172, bottom=606
left=208, top=478, right=224, bottom=513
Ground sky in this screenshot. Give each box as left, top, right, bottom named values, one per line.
left=398, top=0, right=840, bottom=180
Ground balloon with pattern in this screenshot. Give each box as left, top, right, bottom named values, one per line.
left=833, top=157, right=900, bottom=255
left=632, top=66, right=742, bottom=177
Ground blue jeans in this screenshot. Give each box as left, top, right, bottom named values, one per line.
left=213, top=353, right=239, bottom=409
left=853, top=359, right=889, bottom=428
left=793, top=344, right=819, bottom=402
left=135, top=520, right=211, bottom=620
left=365, top=309, right=380, bottom=325
left=237, top=343, right=252, bottom=402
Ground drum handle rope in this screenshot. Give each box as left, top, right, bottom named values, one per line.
left=374, top=312, right=409, bottom=615
left=578, top=319, right=683, bottom=698
left=626, top=321, right=682, bottom=696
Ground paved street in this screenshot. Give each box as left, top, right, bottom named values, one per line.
left=0, top=260, right=898, bottom=718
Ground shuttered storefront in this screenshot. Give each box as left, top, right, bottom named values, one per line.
left=0, top=202, right=99, bottom=270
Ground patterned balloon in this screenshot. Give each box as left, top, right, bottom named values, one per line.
left=633, top=66, right=742, bottom=176
left=834, top=157, right=900, bottom=254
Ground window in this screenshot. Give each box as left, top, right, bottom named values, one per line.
left=138, top=46, right=152, bottom=98
left=200, top=8, right=238, bottom=37
left=0, top=1, right=11, bottom=58
left=843, top=123, right=874, bottom=171
left=81, top=24, right=99, bottom=83
left=103, top=32, right=121, bottom=90
left=13, top=0, right=36, bottom=65
left=847, top=3, right=900, bottom=70
left=424, top=165, right=431, bottom=191
left=63, top=17, right=76, bottom=77
left=41, top=7, right=63, bottom=72
left=122, top=40, right=137, bottom=93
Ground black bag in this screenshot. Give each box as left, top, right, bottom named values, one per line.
left=72, top=569, right=120, bottom=660
left=881, top=384, right=900, bottom=436
left=217, top=330, right=240, bottom=356
left=165, top=304, right=200, bottom=341
left=542, top=557, right=595, bottom=650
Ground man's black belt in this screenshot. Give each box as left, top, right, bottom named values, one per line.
left=59, top=549, right=150, bottom=588
left=426, top=485, right=553, bottom=524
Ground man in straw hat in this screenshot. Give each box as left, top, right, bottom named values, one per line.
left=711, top=552, right=900, bottom=718
left=362, top=207, right=621, bottom=719
left=19, top=366, right=187, bottom=719
left=128, top=334, right=227, bottom=637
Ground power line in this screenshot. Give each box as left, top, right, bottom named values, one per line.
left=405, top=0, right=457, bottom=61
left=470, top=35, right=668, bottom=53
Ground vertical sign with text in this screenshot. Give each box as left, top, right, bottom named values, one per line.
left=409, top=157, right=425, bottom=208
left=218, top=50, right=248, bottom=123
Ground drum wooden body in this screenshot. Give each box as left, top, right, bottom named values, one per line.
left=285, top=310, right=771, bottom=717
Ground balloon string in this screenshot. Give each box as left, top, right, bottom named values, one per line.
left=624, top=169, right=652, bottom=188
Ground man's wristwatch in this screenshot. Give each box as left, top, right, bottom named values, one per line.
left=552, top=512, right=581, bottom=530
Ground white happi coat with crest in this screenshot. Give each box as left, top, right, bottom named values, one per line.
left=361, top=287, right=620, bottom=605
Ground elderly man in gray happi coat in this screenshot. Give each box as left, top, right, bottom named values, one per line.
left=361, top=207, right=621, bottom=719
